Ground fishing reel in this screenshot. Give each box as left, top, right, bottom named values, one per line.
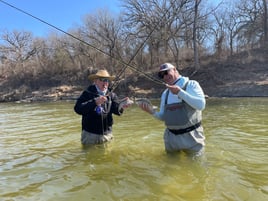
left=95, top=98, right=112, bottom=115
left=95, top=105, right=104, bottom=115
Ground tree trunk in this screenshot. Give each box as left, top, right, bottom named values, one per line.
left=193, top=0, right=201, bottom=72
left=263, top=0, right=268, bottom=46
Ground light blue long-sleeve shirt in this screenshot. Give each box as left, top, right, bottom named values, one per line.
left=153, top=76, right=206, bottom=121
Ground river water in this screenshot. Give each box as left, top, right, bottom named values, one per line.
left=0, top=98, right=267, bottom=201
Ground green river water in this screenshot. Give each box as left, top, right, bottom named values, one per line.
left=0, top=98, right=267, bottom=201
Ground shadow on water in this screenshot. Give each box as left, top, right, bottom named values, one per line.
left=0, top=98, right=268, bottom=201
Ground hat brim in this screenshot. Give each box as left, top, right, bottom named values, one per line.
left=159, top=66, right=174, bottom=72
left=88, top=74, right=115, bottom=81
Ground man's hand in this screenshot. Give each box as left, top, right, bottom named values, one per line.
left=166, top=84, right=181, bottom=94
left=138, top=102, right=155, bottom=114
left=95, top=96, right=107, bottom=105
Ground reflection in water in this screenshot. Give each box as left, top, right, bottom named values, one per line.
left=0, top=98, right=268, bottom=201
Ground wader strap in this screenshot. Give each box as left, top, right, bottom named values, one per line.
left=105, top=95, right=112, bottom=114
left=165, top=81, right=189, bottom=104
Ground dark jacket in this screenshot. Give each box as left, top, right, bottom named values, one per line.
left=74, top=85, right=123, bottom=135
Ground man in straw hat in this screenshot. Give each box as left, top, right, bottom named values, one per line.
left=74, top=69, right=132, bottom=146
left=138, top=63, right=206, bottom=156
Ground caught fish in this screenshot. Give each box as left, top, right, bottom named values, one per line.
left=118, top=97, right=134, bottom=110
left=135, top=98, right=158, bottom=112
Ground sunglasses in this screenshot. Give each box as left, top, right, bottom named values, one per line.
left=158, top=70, right=169, bottom=79
left=98, top=78, right=110, bottom=82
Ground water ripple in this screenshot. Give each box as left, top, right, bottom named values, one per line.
left=0, top=99, right=268, bottom=201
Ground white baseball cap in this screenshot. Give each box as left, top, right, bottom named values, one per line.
left=159, top=63, right=175, bottom=72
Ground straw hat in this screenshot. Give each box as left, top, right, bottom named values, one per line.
left=88, top=69, right=115, bottom=81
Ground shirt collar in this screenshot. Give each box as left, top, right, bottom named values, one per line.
left=173, top=75, right=182, bottom=85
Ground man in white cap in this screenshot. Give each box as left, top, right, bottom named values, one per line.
left=74, top=69, right=132, bottom=146
left=139, top=63, right=206, bottom=155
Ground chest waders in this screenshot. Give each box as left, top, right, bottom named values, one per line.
left=163, top=82, right=202, bottom=134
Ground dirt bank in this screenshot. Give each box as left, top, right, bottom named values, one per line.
left=0, top=48, right=267, bottom=102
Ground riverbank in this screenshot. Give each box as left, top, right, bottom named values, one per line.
left=0, top=69, right=267, bottom=103
left=1, top=70, right=267, bottom=103
left=1, top=47, right=267, bottom=102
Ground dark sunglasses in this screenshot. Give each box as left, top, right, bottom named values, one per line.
left=98, top=78, right=110, bottom=82
left=158, top=70, right=169, bottom=79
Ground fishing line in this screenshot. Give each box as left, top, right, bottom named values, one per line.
left=0, top=0, right=164, bottom=87
left=110, top=0, right=177, bottom=92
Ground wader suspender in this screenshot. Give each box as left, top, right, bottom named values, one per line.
left=101, top=95, right=112, bottom=135
left=165, top=81, right=189, bottom=104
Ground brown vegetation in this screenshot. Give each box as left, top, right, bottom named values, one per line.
left=0, top=47, right=267, bottom=102
left=119, top=47, right=268, bottom=98
left=0, top=0, right=267, bottom=102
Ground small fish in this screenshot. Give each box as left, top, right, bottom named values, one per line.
left=118, top=97, right=134, bottom=110
left=135, top=98, right=158, bottom=110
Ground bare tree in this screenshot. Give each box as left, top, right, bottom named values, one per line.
left=80, top=9, right=124, bottom=74
left=235, top=0, right=265, bottom=49
left=32, top=37, right=53, bottom=72
left=262, top=0, right=268, bottom=45
left=121, top=0, right=165, bottom=68
left=211, top=10, right=227, bottom=59
left=121, top=0, right=200, bottom=69
left=193, top=0, right=202, bottom=71
left=0, top=30, right=36, bottom=75
left=222, top=6, right=241, bottom=56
